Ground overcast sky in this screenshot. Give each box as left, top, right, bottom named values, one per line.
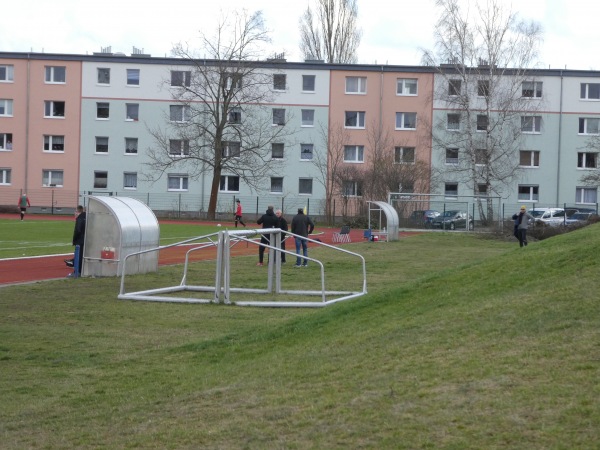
left=1, top=0, right=598, bottom=70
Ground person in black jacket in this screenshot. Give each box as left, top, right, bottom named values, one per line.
left=291, top=208, right=315, bottom=267
left=256, top=206, right=278, bottom=266
left=275, top=209, right=288, bottom=263
left=72, top=205, right=87, bottom=275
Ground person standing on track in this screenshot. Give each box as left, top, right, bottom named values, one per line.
left=71, top=205, right=87, bottom=276
left=234, top=199, right=246, bottom=228
left=18, top=193, right=30, bottom=221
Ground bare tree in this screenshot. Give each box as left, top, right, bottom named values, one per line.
left=422, top=0, right=543, bottom=223
left=299, top=0, right=362, bottom=63
left=144, top=10, right=294, bottom=220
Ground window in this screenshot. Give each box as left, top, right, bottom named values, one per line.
left=521, top=116, right=541, bottom=133
left=444, top=182, right=458, bottom=198
left=580, top=83, right=600, bottom=100
left=126, top=103, right=139, bottom=121
left=223, top=72, right=242, bottom=91
left=344, top=145, right=364, bottom=163
left=125, top=138, right=138, bottom=154
left=447, top=113, right=461, bottom=131
left=578, top=153, right=598, bottom=169
left=272, top=143, right=284, bottom=159
left=0, top=133, right=13, bottom=151
left=43, top=135, right=64, bottom=152
left=399, top=182, right=414, bottom=193
left=45, top=66, right=66, bottom=83
left=44, top=101, right=64, bottom=118
left=397, top=78, right=418, bottom=95
left=0, top=65, right=14, bottom=82
left=300, top=144, right=314, bottom=160
left=95, top=137, right=109, bottom=153
left=273, top=108, right=285, bottom=126
left=171, top=70, right=191, bottom=87
left=396, top=112, right=417, bottom=130
left=222, top=141, right=241, bottom=158
left=476, top=114, right=489, bottom=132
left=96, top=102, right=109, bottom=119
left=127, top=69, right=140, bottom=86
left=94, top=171, right=108, bottom=189
left=518, top=185, right=539, bottom=201
left=576, top=187, right=597, bottom=204
left=345, top=111, right=365, bottom=129
left=301, top=109, right=315, bottom=127
left=271, top=177, right=283, bottom=193
left=273, top=74, right=286, bottom=91
left=219, top=175, right=239, bottom=192
left=345, top=76, right=367, bottom=94
left=169, top=139, right=189, bottom=157
left=477, top=80, right=490, bottom=97
left=124, top=172, right=137, bottom=190
left=579, top=118, right=600, bottom=135
left=299, top=178, right=313, bottom=195
left=522, top=81, right=542, bottom=98
left=448, top=79, right=461, bottom=96
left=43, top=169, right=64, bottom=187
left=394, top=147, right=415, bottom=164
left=302, top=75, right=315, bottom=92
left=97, top=68, right=110, bottom=84
left=519, top=150, right=540, bottom=167
left=475, top=148, right=487, bottom=165
left=0, top=99, right=14, bottom=117
left=445, top=148, right=459, bottom=165
left=228, top=107, right=242, bottom=124
left=343, top=180, right=362, bottom=197
left=477, top=184, right=488, bottom=197
left=170, top=105, right=189, bottom=122
left=0, top=168, right=11, bottom=185
left=168, top=174, right=189, bottom=191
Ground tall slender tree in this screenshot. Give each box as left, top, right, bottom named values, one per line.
left=299, top=0, right=362, bottom=63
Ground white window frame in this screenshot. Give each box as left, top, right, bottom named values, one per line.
left=345, top=76, right=367, bottom=94
left=576, top=187, right=597, bottom=204
left=302, top=75, right=316, bottom=92
left=168, top=174, right=189, bottom=191
left=222, top=141, right=241, bottom=158
left=395, top=112, right=417, bottom=130
left=518, top=185, right=539, bottom=202
left=126, top=103, right=139, bottom=121
left=301, top=109, right=315, bottom=127
left=219, top=175, right=239, bottom=193
left=448, top=79, right=461, bottom=96
left=476, top=114, right=489, bottom=132
left=0, top=65, right=14, bottom=82
left=0, top=99, right=14, bottom=117
left=273, top=74, right=287, bottom=91
left=44, top=101, right=65, bottom=118
left=577, top=152, right=598, bottom=169
left=97, top=68, right=110, bottom=85
left=477, top=80, right=490, bottom=97
left=344, top=145, right=364, bottom=163
left=127, top=69, right=140, bottom=86
left=43, top=135, right=65, bottom=153
left=270, top=177, right=284, bottom=194
left=42, top=169, right=64, bottom=187
left=445, top=182, right=458, bottom=198
left=447, top=113, right=461, bottom=131
left=169, top=139, right=190, bottom=157
left=125, top=137, right=138, bottom=155
left=45, top=66, right=66, bottom=84
left=170, top=71, right=191, bottom=87
left=123, top=172, right=137, bottom=190
left=271, top=143, right=284, bottom=159
left=228, top=107, right=242, bottom=124
left=445, top=148, right=459, bottom=165
left=344, top=111, right=365, bottom=129
left=343, top=180, right=363, bottom=197
left=169, top=105, right=190, bottom=123
left=0, top=168, right=11, bottom=185
left=0, top=133, right=13, bottom=151
left=522, top=81, right=542, bottom=98
left=394, top=146, right=415, bottom=164
left=95, top=136, right=109, bottom=154
left=272, top=108, right=286, bottom=126
left=579, top=118, right=600, bottom=135
left=299, top=178, right=313, bottom=195
left=519, top=150, right=540, bottom=168
left=521, top=116, right=541, bottom=134
left=300, top=144, right=314, bottom=161
left=94, top=171, right=108, bottom=189
left=580, top=83, right=600, bottom=100
left=475, top=148, right=487, bottom=166
left=96, top=102, right=110, bottom=120
left=396, top=78, right=418, bottom=96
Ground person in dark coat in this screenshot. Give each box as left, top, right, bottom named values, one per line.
left=291, top=208, right=315, bottom=267
left=72, top=205, right=87, bottom=275
left=275, top=209, right=288, bottom=263
left=256, top=206, right=278, bottom=266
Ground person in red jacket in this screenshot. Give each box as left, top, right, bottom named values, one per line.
left=234, top=199, right=246, bottom=228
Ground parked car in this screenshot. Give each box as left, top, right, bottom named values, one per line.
left=564, top=207, right=597, bottom=218
left=431, top=210, right=474, bottom=230
left=565, top=212, right=598, bottom=225
left=408, top=209, right=440, bottom=227
left=529, top=208, right=566, bottom=226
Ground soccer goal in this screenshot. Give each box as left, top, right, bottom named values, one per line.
left=117, top=228, right=367, bottom=308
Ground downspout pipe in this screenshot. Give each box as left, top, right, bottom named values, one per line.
left=556, top=70, right=564, bottom=204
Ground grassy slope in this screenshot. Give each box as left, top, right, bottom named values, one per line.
left=0, top=229, right=598, bottom=449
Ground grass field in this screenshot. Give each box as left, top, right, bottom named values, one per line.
left=1, top=222, right=599, bottom=449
